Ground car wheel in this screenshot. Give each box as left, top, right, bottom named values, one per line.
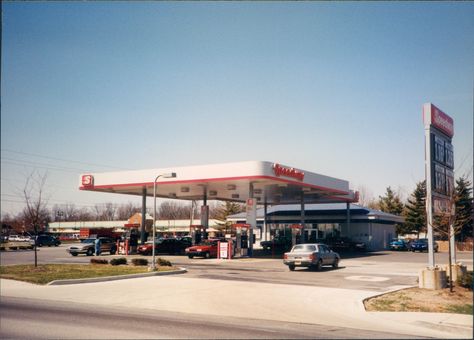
left=55, top=243, right=59, bottom=247
left=205, top=252, right=210, bottom=259
left=188, top=255, right=194, bottom=259
left=315, top=259, right=323, bottom=271
left=86, top=248, right=94, bottom=256
left=289, top=265, right=295, bottom=271
left=71, top=253, right=78, bottom=257
left=332, top=258, right=339, bottom=269
left=38, top=243, right=43, bottom=247
left=110, top=247, right=117, bottom=255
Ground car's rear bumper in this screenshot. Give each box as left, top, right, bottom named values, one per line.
left=283, top=260, right=313, bottom=267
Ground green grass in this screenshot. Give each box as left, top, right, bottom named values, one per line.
left=446, top=304, right=473, bottom=315
left=0, top=264, right=174, bottom=285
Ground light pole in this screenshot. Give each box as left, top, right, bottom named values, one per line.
left=151, top=172, right=176, bottom=271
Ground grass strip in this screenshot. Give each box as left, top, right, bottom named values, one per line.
left=0, top=264, right=174, bottom=285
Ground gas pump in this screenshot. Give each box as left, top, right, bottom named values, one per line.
left=190, top=225, right=203, bottom=245
left=290, top=224, right=303, bottom=247
left=232, top=223, right=250, bottom=257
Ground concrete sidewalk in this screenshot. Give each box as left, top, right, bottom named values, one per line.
left=1, top=276, right=472, bottom=339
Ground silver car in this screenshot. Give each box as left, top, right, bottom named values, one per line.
left=283, top=243, right=340, bottom=271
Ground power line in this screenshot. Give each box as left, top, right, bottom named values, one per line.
left=2, top=157, right=90, bottom=173
left=1, top=148, right=131, bottom=170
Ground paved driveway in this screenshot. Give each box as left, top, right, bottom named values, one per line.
left=1, top=245, right=471, bottom=292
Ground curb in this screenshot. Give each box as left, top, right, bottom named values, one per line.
left=360, top=285, right=473, bottom=337
left=359, top=285, right=417, bottom=311
left=47, top=267, right=187, bottom=285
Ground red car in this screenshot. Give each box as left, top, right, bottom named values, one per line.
left=185, top=239, right=220, bottom=259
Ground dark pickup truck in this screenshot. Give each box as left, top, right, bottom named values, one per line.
left=325, top=237, right=366, bottom=252
left=261, top=236, right=292, bottom=251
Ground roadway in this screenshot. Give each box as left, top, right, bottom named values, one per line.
left=1, top=296, right=417, bottom=339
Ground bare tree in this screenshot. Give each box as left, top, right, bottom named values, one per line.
left=158, top=201, right=193, bottom=220
left=93, top=203, right=117, bottom=221
left=357, top=185, right=376, bottom=207
left=21, top=171, right=50, bottom=267
left=51, top=203, right=79, bottom=222
left=76, top=207, right=94, bottom=221
left=116, top=202, right=141, bottom=220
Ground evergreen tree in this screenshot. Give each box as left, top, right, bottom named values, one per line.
left=377, top=187, right=404, bottom=235
left=378, top=187, right=404, bottom=215
left=403, top=181, right=427, bottom=238
left=454, top=177, right=473, bottom=241
left=213, top=201, right=245, bottom=235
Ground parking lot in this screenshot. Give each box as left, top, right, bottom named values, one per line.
left=1, top=245, right=472, bottom=292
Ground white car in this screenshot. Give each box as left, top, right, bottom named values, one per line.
left=283, top=243, right=340, bottom=271
left=8, top=235, right=30, bottom=242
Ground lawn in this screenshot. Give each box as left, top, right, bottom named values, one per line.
left=0, top=264, right=175, bottom=285
left=364, top=286, right=473, bottom=315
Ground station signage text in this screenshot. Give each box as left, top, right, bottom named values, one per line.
left=427, top=104, right=454, bottom=138
left=272, top=163, right=305, bottom=181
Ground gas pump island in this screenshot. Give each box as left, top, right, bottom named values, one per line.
left=79, top=161, right=358, bottom=256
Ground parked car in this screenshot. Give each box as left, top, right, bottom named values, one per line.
left=137, top=238, right=191, bottom=255
left=66, top=237, right=116, bottom=256
left=185, top=239, right=220, bottom=259
left=8, top=235, right=30, bottom=242
left=260, top=236, right=292, bottom=251
left=283, top=243, right=340, bottom=271
left=410, top=238, right=439, bottom=252
left=389, top=238, right=409, bottom=251
left=29, top=235, right=61, bottom=247
left=325, top=237, right=366, bottom=252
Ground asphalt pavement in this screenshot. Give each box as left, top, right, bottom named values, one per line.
left=1, top=246, right=473, bottom=339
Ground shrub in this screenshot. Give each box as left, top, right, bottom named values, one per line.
left=131, top=258, right=148, bottom=266
left=110, top=257, right=127, bottom=266
left=90, top=258, right=108, bottom=265
left=157, top=258, right=172, bottom=267
left=457, top=271, right=473, bottom=290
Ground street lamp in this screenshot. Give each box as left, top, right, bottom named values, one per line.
left=151, top=172, right=177, bottom=271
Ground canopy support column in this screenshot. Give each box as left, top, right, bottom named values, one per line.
left=140, top=187, right=147, bottom=244
left=200, top=188, right=209, bottom=240
left=346, top=202, right=351, bottom=237
left=263, top=201, right=268, bottom=242
left=300, top=194, right=305, bottom=244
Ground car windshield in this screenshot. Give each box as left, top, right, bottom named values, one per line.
left=81, top=239, right=95, bottom=244
left=292, top=244, right=317, bottom=252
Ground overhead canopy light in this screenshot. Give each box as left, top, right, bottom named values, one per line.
left=232, top=194, right=239, bottom=199
left=253, top=189, right=263, bottom=195
left=227, top=184, right=236, bottom=190
left=169, top=193, right=177, bottom=198
left=209, top=190, right=217, bottom=196
left=180, top=187, right=190, bottom=193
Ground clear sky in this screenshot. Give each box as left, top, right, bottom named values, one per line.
left=1, top=2, right=473, bottom=215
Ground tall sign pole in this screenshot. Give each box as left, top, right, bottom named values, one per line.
left=423, top=103, right=455, bottom=268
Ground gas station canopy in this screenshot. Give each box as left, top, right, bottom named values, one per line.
left=79, top=161, right=358, bottom=205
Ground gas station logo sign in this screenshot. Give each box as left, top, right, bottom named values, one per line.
left=81, top=175, right=94, bottom=187
left=432, top=106, right=454, bottom=138
left=272, top=163, right=305, bottom=181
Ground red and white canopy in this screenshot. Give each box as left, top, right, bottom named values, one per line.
left=79, top=161, right=358, bottom=205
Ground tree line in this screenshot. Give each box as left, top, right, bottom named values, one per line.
left=367, top=177, right=472, bottom=241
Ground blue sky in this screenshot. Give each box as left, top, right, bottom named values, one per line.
left=1, top=2, right=473, bottom=215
